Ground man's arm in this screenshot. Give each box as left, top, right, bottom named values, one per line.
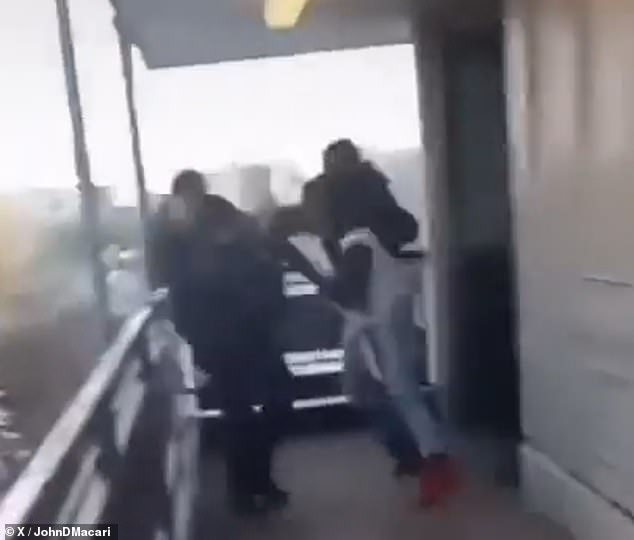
left=366, top=165, right=418, bottom=251
left=267, top=204, right=330, bottom=288
left=270, top=237, right=332, bottom=291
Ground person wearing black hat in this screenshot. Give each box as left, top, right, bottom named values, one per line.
left=149, top=169, right=292, bottom=514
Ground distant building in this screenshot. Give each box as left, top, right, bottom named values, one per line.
left=236, top=164, right=276, bottom=218
left=270, top=161, right=307, bottom=206
left=206, top=164, right=278, bottom=224
left=205, top=168, right=241, bottom=205
left=15, top=188, right=80, bottom=226
left=10, top=185, right=115, bottom=228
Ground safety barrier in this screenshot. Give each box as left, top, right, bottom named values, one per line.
left=0, top=295, right=199, bottom=540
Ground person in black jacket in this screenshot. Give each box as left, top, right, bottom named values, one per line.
left=150, top=170, right=292, bottom=514
left=300, top=141, right=420, bottom=468
left=304, top=140, right=461, bottom=507
left=302, top=140, right=419, bottom=308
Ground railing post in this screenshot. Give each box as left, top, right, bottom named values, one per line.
left=55, top=0, right=110, bottom=341
left=111, top=0, right=153, bottom=285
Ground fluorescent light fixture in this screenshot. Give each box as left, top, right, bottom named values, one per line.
left=264, top=0, right=310, bottom=29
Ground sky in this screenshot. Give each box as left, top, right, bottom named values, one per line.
left=1, top=0, right=136, bottom=198
left=134, top=43, right=423, bottom=195
left=1, top=0, right=422, bottom=206
left=0, top=1, right=77, bottom=194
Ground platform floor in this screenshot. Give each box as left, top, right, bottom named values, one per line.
left=195, top=430, right=573, bottom=540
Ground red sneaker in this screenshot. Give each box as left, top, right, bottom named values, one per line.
left=418, top=455, right=462, bottom=508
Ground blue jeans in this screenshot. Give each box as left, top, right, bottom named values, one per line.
left=376, top=295, right=446, bottom=457
left=370, top=394, right=420, bottom=465
left=342, top=297, right=446, bottom=458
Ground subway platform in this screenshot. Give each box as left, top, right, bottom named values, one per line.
left=196, top=429, right=573, bottom=540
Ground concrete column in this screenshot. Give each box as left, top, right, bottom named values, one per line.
left=505, top=0, right=634, bottom=537
left=411, top=21, right=450, bottom=392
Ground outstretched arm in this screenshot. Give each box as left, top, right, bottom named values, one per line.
left=366, top=166, right=419, bottom=251
left=270, top=237, right=332, bottom=292
left=268, top=203, right=335, bottom=291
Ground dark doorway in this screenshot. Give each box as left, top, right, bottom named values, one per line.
left=443, top=24, right=519, bottom=438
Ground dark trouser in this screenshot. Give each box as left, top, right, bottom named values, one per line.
left=194, top=343, right=292, bottom=502
left=223, top=401, right=288, bottom=499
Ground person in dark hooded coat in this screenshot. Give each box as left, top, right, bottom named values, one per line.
left=149, top=170, right=292, bottom=514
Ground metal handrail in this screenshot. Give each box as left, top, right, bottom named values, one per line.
left=0, top=307, right=153, bottom=526
left=0, top=296, right=198, bottom=540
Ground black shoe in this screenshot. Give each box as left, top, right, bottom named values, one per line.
left=393, top=459, right=422, bottom=478
left=230, top=494, right=264, bottom=516
left=260, top=484, right=290, bottom=510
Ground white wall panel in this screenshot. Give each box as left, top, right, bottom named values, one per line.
left=507, top=0, right=634, bottom=527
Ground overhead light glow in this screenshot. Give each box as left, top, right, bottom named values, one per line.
left=264, top=0, right=310, bottom=30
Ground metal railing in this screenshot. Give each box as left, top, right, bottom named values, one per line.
left=0, top=294, right=199, bottom=540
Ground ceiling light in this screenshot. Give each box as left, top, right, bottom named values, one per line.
left=264, top=0, right=310, bottom=30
